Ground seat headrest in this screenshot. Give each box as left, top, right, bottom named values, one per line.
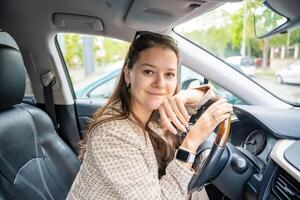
left=0, top=32, right=26, bottom=111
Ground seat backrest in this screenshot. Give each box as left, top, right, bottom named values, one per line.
left=0, top=31, right=81, bottom=200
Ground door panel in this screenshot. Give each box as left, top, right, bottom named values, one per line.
left=75, top=98, right=106, bottom=136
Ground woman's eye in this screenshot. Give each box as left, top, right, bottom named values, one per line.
left=166, top=73, right=175, bottom=78
left=143, top=70, right=154, bottom=76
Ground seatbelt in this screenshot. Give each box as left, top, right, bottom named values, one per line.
left=40, top=70, right=60, bottom=130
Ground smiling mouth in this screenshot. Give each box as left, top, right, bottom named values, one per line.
left=148, top=92, right=165, bottom=96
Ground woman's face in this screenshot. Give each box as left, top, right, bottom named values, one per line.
left=125, top=46, right=178, bottom=113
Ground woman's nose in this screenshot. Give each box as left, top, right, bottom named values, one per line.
left=153, top=74, right=166, bottom=88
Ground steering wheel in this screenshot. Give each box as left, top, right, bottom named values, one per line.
left=187, top=98, right=231, bottom=194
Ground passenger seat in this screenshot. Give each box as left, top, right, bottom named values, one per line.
left=0, top=31, right=81, bottom=200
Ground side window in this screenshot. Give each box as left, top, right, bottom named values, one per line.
left=56, top=33, right=129, bottom=99
left=209, top=81, right=246, bottom=105
left=181, top=65, right=204, bottom=89
left=88, top=76, right=118, bottom=98
left=181, top=66, right=246, bottom=105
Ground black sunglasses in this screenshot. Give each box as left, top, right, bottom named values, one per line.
left=133, top=31, right=177, bottom=44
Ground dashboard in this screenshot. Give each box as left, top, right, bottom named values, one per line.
left=229, top=117, right=276, bottom=164
left=227, top=105, right=300, bottom=199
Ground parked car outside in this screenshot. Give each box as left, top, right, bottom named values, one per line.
left=75, top=67, right=121, bottom=99
left=225, top=56, right=256, bottom=76
left=255, top=57, right=270, bottom=67
left=275, top=61, right=300, bottom=84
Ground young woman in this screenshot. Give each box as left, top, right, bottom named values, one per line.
left=67, top=31, right=232, bottom=200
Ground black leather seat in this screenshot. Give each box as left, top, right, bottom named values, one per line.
left=0, top=31, right=80, bottom=200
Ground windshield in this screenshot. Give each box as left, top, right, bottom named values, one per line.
left=175, top=0, right=300, bottom=105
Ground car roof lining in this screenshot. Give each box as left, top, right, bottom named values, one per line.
left=0, top=0, right=242, bottom=41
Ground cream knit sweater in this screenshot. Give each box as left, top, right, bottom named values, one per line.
left=67, top=86, right=212, bottom=200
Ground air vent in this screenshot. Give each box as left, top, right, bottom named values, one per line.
left=272, top=169, right=300, bottom=200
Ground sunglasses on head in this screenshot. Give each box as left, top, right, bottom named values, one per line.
left=133, top=31, right=177, bottom=44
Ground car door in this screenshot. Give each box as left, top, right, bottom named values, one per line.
left=289, top=64, right=300, bottom=84
left=295, top=65, right=300, bottom=84
left=284, top=65, right=296, bottom=83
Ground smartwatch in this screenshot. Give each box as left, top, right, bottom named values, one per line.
left=175, top=148, right=196, bottom=163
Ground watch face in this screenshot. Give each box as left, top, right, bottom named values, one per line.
left=176, top=149, right=190, bottom=161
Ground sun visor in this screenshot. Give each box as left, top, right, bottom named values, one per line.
left=125, top=0, right=198, bottom=32
left=125, top=0, right=222, bottom=32
left=53, top=13, right=104, bottom=34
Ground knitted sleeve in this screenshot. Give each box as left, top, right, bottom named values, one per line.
left=185, top=84, right=214, bottom=115
left=89, top=120, right=193, bottom=200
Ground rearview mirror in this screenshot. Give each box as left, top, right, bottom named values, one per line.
left=254, top=4, right=287, bottom=38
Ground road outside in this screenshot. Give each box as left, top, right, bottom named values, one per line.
left=253, top=77, right=300, bottom=104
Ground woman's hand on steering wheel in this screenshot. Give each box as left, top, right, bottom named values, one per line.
left=181, top=99, right=233, bottom=153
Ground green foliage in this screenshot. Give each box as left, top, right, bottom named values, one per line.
left=230, top=8, right=244, bottom=49
left=230, top=0, right=261, bottom=56
left=60, top=34, right=129, bottom=69
left=181, top=0, right=263, bottom=58
left=270, top=34, right=287, bottom=46
left=290, top=29, right=300, bottom=45
left=249, top=38, right=262, bottom=57
left=100, top=38, right=129, bottom=64
left=270, top=29, right=300, bottom=47
left=184, top=26, right=231, bottom=58
left=179, top=0, right=300, bottom=61
left=90, top=36, right=129, bottom=67
left=63, top=34, right=83, bottom=68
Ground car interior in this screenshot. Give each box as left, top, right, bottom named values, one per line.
left=0, top=0, right=300, bottom=199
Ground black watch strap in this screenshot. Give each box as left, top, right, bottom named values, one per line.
left=175, top=148, right=195, bottom=163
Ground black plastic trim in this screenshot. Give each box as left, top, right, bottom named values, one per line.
left=234, top=105, right=300, bottom=139
left=37, top=103, right=81, bottom=154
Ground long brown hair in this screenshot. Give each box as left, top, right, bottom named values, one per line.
left=79, top=31, right=182, bottom=177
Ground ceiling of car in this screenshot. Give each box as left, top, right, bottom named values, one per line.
left=0, top=0, right=243, bottom=41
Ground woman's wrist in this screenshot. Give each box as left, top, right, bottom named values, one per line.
left=180, top=135, right=199, bottom=153
left=176, top=160, right=193, bottom=170
left=180, top=137, right=198, bottom=153
left=180, top=126, right=206, bottom=153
